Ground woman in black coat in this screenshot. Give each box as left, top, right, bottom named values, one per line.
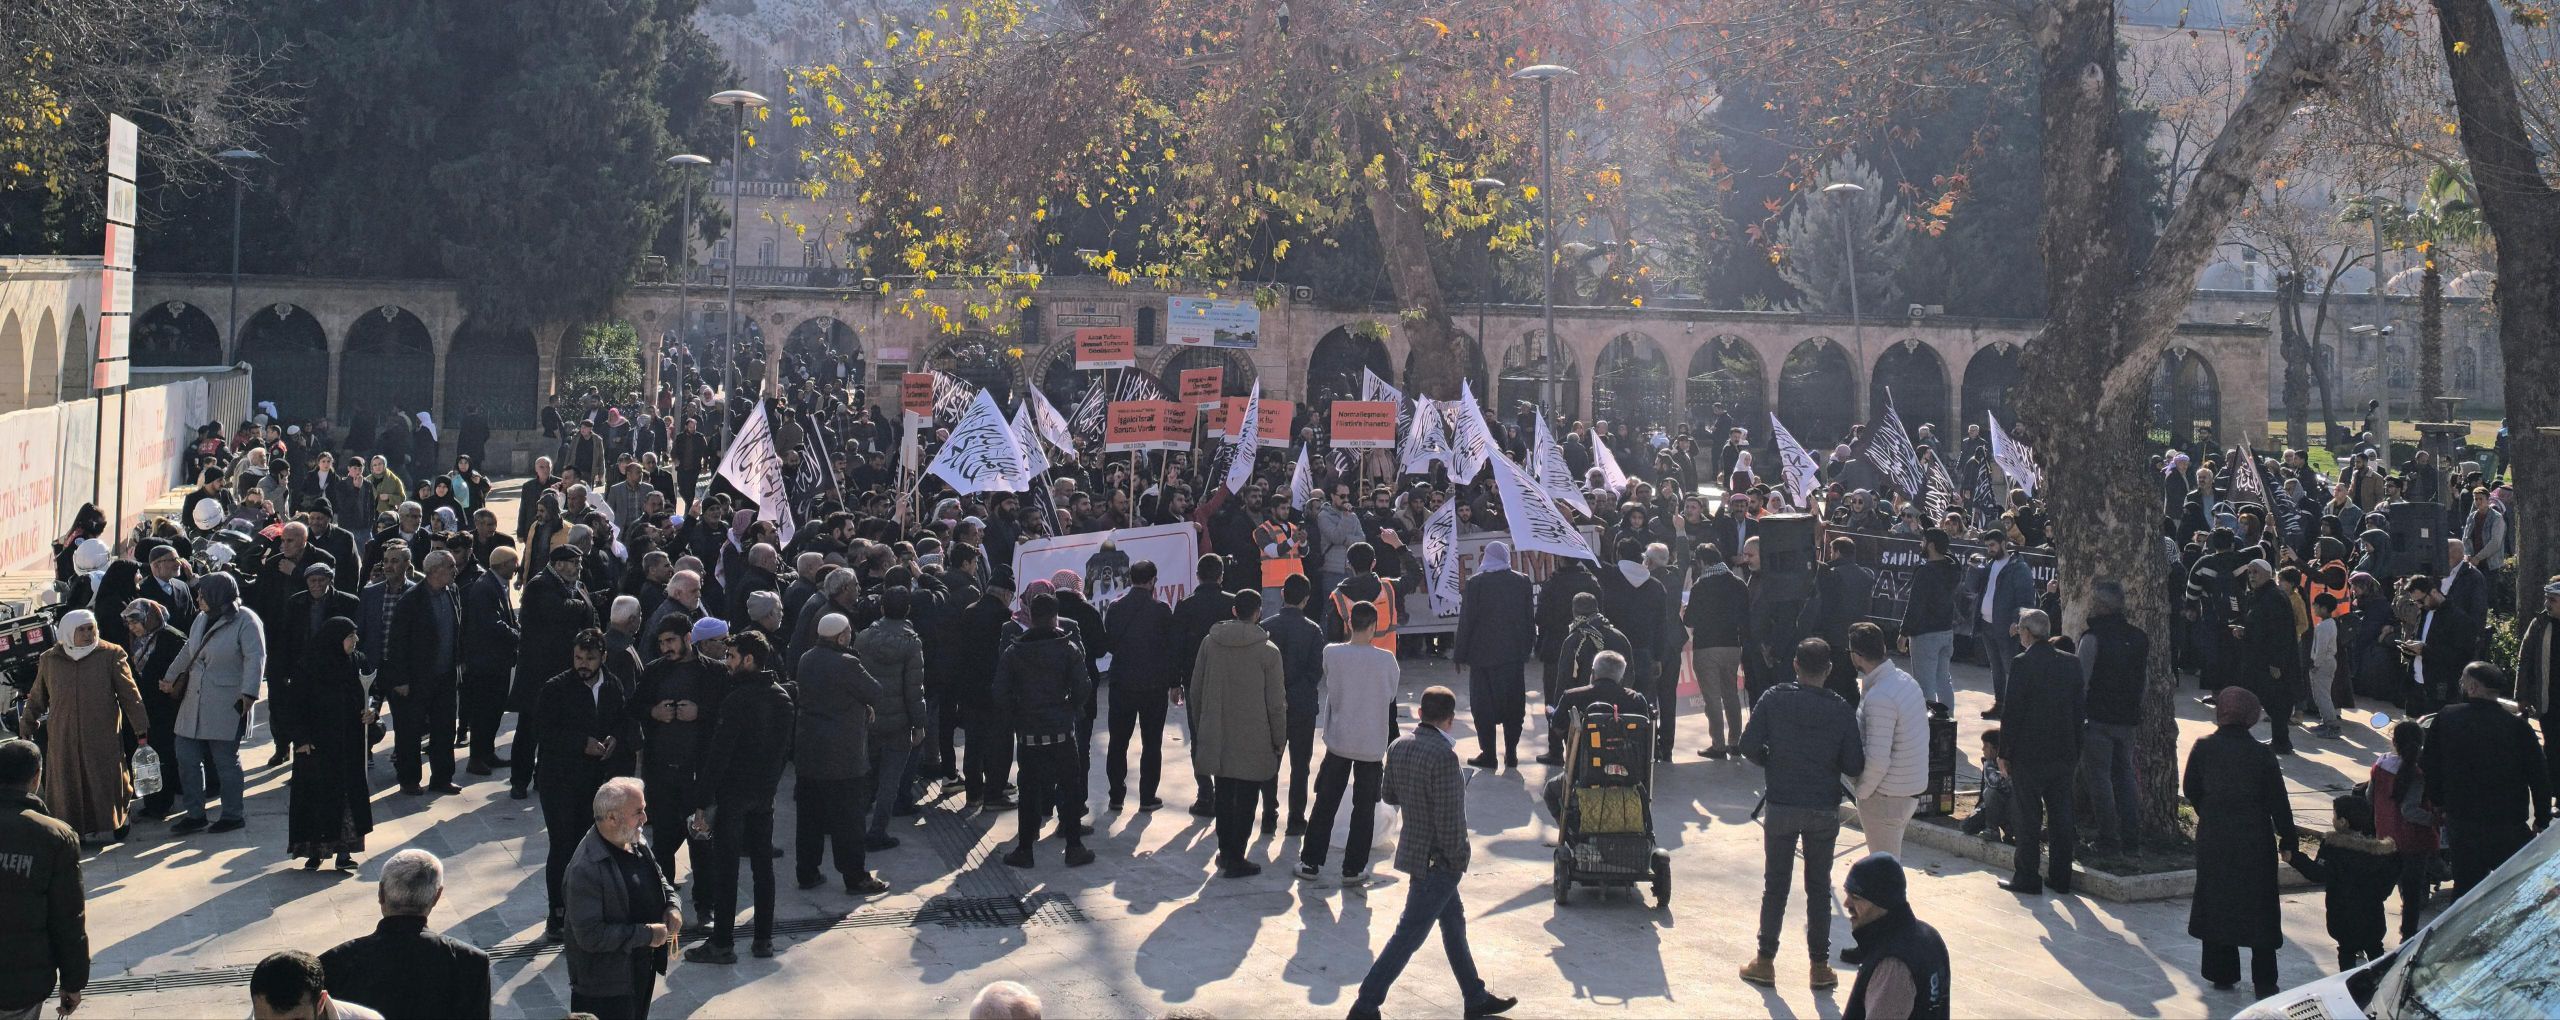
left=2184, top=686, right=2298, bottom=998
left=281, top=616, right=375, bottom=870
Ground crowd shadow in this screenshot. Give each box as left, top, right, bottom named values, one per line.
left=2028, top=894, right=2182, bottom=1015
left=1131, top=886, right=1293, bottom=1001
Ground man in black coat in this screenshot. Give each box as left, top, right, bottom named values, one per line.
left=1172, top=554, right=1237, bottom=814
left=686, top=633, right=795, bottom=964
left=531, top=632, right=635, bottom=940
left=385, top=551, right=466, bottom=795
left=1801, top=537, right=1876, bottom=709
left=1263, top=575, right=1327, bottom=835
left=1104, top=560, right=1181, bottom=811
left=514, top=546, right=600, bottom=797
left=1594, top=536, right=1668, bottom=757
left=2399, top=577, right=2476, bottom=716
left=947, top=577, right=1016, bottom=810
left=2422, top=662, right=2554, bottom=894
left=1452, top=541, right=1537, bottom=769
left=2232, top=559, right=2302, bottom=753
left=460, top=547, right=522, bottom=775
left=321, top=849, right=492, bottom=1020
left=1685, top=544, right=1751, bottom=759
left=1532, top=558, right=1601, bottom=766
left=1997, top=610, right=2085, bottom=895
left=1051, top=574, right=1110, bottom=778
left=994, top=592, right=1097, bottom=868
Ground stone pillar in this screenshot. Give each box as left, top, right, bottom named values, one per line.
left=429, top=335, right=452, bottom=436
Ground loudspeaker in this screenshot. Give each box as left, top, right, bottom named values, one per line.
left=1757, top=513, right=1819, bottom=601
left=2382, top=501, right=2441, bottom=578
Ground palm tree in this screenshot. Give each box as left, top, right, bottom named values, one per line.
left=2342, top=165, right=2488, bottom=414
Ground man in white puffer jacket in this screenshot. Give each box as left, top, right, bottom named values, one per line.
left=1849, top=622, right=1930, bottom=858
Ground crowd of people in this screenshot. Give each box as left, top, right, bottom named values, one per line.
left=2, top=337, right=2550, bottom=1018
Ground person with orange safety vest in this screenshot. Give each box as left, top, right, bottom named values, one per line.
left=1327, top=542, right=1397, bottom=657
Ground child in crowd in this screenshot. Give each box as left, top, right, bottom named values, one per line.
left=2306, top=593, right=2343, bottom=738
left=2289, top=793, right=2401, bottom=969
left=2371, top=721, right=2441, bottom=942
left=1961, top=728, right=2013, bottom=843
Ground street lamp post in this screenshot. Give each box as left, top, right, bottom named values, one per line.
left=664, top=153, right=709, bottom=410
left=1511, top=64, right=1574, bottom=422
left=1471, top=176, right=1505, bottom=386
left=217, top=149, right=264, bottom=356
left=1823, top=180, right=1868, bottom=420
left=2365, top=196, right=2394, bottom=437
left=709, top=89, right=768, bottom=450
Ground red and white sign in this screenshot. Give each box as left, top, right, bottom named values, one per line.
left=1106, top=400, right=1194, bottom=452
left=95, top=114, right=139, bottom=390
left=901, top=373, right=936, bottom=419
left=1329, top=401, right=1399, bottom=448
left=1073, top=327, right=1137, bottom=369
left=1178, top=367, right=1224, bottom=409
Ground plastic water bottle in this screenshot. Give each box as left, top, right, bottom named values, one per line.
left=132, top=745, right=163, bottom=798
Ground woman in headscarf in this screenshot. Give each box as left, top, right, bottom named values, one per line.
left=20, top=609, right=148, bottom=840
left=121, top=598, right=193, bottom=820
left=278, top=615, right=371, bottom=869
left=424, top=477, right=462, bottom=519
left=165, top=571, right=267, bottom=833
left=2183, top=687, right=2298, bottom=999
left=90, top=558, right=145, bottom=634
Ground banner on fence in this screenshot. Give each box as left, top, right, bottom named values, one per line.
left=1013, top=522, right=1201, bottom=609
left=1830, top=529, right=2056, bottom=627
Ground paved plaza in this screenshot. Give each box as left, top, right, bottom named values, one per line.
left=74, top=622, right=2376, bottom=1018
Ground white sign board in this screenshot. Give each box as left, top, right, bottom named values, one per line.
left=1012, top=522, right=1202, bottom=608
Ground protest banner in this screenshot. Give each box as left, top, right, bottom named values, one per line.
left=1013, top=522, right=1201, bottom=608
left=1073, top=327, right=1137, bottom=369
left=1830, top=528, right=2057, bottom=627
left=1105, top=401, right=1163, bottom=453
left=1178, top=367, right=1224, bottom=408
left=1253, top=399, right=1293, bottom=449
left=1329, top=401, right=1398, bottom=448
left=1396, top=526, right=1603, bottom=635
left=901, top=373, right=935, bottom=419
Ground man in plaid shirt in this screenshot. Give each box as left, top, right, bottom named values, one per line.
left=1346, top=686, right=1519, bottom=1019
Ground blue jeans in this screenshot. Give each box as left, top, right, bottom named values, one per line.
left=1908, top=630, right=1956, bottom=707
left=866, top=741, right=916, bottom=839
left=2080, top=722, right=2140, bottom=845
left=1352, top=867, right=1484, bottom=1013
left=177, top=736, right=245, bottom=822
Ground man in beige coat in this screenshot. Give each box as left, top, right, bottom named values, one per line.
left=1189, top=589, right=1288, bottom=877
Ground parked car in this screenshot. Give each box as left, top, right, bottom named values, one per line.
left=2237, top=826, right=2560, bottom=1019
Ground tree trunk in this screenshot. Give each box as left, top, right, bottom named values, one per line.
left=1344, top=105, right=1462, bottom=401
left=2278, top=273, right=2310, bottom=449
left=2418, top=264, right=2444, bottom=413
left=2429, top=0, right=2560, bottom=621
left=2018, top=0, right=2361, bottom=840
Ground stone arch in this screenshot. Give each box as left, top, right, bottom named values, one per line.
left=448, top=322, right=541, bottom=429
left=1686, top=335, right=1765, bottom=441
left=340, top=305, right=436, bottom=422
left=1030, top=341, right=1099, bottom=418
left=782, top=315, right=863, bottom=389
left=59, top=305, right=92, bottom=401
left=1594, top=331, right=1675, bottom=432
left=1869, top=338, right=1950, bottom=437
left=1155, top=346, right=1257, bottom=403
left=1778, top=337, right=1857, bottom=450
left=1962, top=342, right=2023, bottom=434
left=2149, top=347, right=2222, bottom=452
left=238, top=304, right=329, bottom=418
left=30, top=310, right=59, bottom=407
left=136, top=301, right=225, bottom=366
left=0, top=311, right=24, bottom=408
left=1400, top=332, right=1487, bottom=403
left=924, top=333, right=1021, bottom=413
left=1496, top=330, right=1578, bottom=423
left=1307, top=326, right=1393, bottom=410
